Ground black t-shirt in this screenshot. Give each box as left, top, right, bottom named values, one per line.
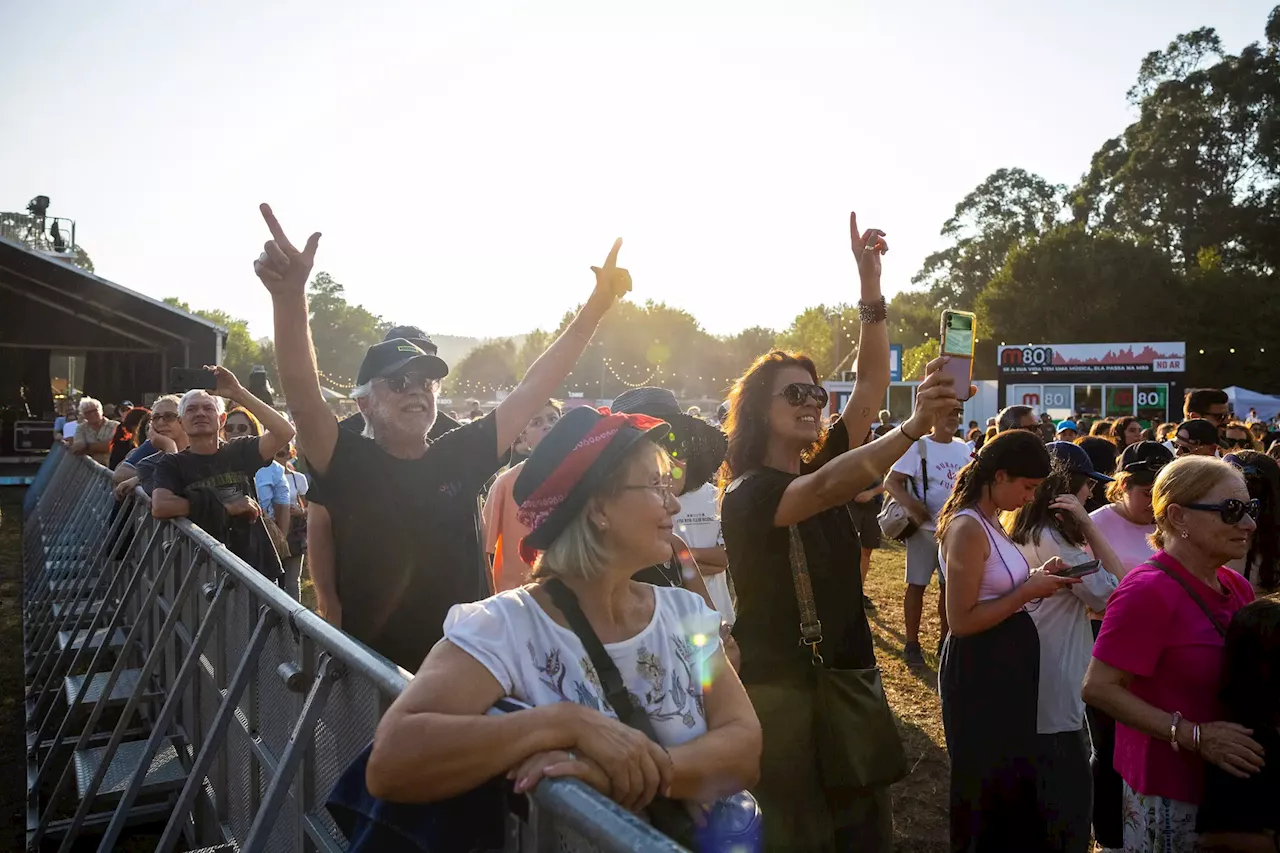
left=720, top=418, right=874, bottom=682
left=150, top=437, right=271, bottom=557
left=309, top=411, right=462, bottom=506
left=1196, top=723, right=1280, bottom=837
left=312, top=413, right=501, bottom=671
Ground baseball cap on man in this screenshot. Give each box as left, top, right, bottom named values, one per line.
left=356, top=338, right=449, bottom=386
left=384, top=325, right=439, bottom=355
left=1046, top=441, right=1113, bottom=482
left=1118, top=440, right=1175, bottom=484
left=1056, top=420, right=1078, bottom=433
left=1178, top=418, right=1220, bottom=447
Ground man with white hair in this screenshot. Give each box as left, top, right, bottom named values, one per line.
left=71, top=397, right=119, bottom=466
left=149, top=366, right=295, bottom=580
left=252, top=203, right=633, bottom=670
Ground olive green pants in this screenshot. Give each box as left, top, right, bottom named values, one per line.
left=747, top=679, right=893, bottom=853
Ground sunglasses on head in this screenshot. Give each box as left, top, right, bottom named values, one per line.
left=776, top=383, right=829, bottom=408
left=384, top=373, right=438, bottom=395
left=1183, top=498, right=1260, bottom=525
left=225, top=423, right=253, bottom=435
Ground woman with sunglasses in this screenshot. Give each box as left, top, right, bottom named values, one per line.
left=224, top=406, right=262, bottom=440
left=1223, top=451, right=1280, bottom=594
left=1223, top=421, right=1263, bottom=453
left=1083, top=457, right=1262, bottom=853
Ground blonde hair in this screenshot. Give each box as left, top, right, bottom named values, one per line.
left=532, top=442, right=669, bottom=582
left=1149, top=456, right=1246, bottom=550
left=1105, top=471, right=1141, bottom=504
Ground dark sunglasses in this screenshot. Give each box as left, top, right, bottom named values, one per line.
left=1203, top=411, right=1230, bottom=423
left=1223, top=437, right=1251, bottom=448
left=384, top=373, right=437, bottom=395
left=152, top=412, right=180, bottom=423
left=1184, top=498, right=1260, bottom=525
left=225, top=422, right=253, bottom=435
left=776, top=383, right=829, bottom=408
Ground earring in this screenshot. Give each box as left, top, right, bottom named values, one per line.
left=599, top=521, right=609, bottom=532
left=1180, top=529, right=1189, bottom=539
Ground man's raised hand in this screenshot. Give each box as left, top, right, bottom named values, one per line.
left=254, top=203, right=321, bottom=295
left=589, top=238, right=632, bottom=305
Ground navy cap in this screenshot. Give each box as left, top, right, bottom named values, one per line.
left=356, top=338, right=449, bottom=386
left=1046, top=440, right=1114, bottom=482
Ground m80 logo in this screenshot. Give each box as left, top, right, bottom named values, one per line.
left=1001, top=346, right=1054, bottom=367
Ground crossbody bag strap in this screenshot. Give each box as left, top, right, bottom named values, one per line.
left=542, top=578, right=662, bottom=742
left=918, top=438, right=927, bottom=503
left=1143, top=556, right=1227, bottom=639
left=787, top=524, right=825, bottom=664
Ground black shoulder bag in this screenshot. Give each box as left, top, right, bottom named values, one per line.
left=543, top=579, right=762, bottom=852
left=1143, top=555, right=1227, bottom=639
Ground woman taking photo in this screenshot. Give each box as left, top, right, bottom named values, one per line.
left=937, top=430, right=1083, bottom=851
left=1082, top=457, right=1261, bottom=853
left=719, top=212, right=963, bottom=852
left=1006, top=442, right=1124, bottom=853
left=367, top=406, right=761, bottom=829
left=1223, top=450, right=1280, bottom=593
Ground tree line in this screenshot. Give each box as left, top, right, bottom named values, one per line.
left=166, top=7, right=1277, bottom=399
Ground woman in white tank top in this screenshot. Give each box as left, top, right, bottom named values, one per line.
left=936, top=430, right=1084, bottom=852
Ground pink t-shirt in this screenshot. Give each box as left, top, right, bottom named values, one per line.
left=1092, top=551, right=1254, bottom=804
left=482, top=463, right=535, bottom=593
left=1088, top=503, right=1156, bottom=575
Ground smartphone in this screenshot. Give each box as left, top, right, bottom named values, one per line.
left=1059, top=559, right=1101, bottom=579
left=939, top=309, right=976, bottom=402
left=170, top=366, right=218, bottom=393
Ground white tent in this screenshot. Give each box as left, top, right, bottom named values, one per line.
left=1224, top=386, right=1280, bottom=422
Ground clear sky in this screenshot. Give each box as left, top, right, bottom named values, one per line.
left=3, top=1, right=1274, bottom=340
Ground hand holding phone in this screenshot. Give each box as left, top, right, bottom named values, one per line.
left=1058, top=560, right=1101, bottom=580
left=170, top=366, right=218, bottom=394
left=939, top=310, right=975, bottom=402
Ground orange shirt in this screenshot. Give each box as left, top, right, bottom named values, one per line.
left=483, top=462, right=535, bottom=592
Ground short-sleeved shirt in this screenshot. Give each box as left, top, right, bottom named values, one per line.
left=889, top=436, right=972, bottom=529
left=149, top=438, right=271, bottom=560
left=255, top=461, right=292, bottom=509
left=483, top=462, right=534, bottom=593
left=1016, top=527, right=1118, bottom=733
left=721, top=418, right=875, bottom=682
left=1089, top=504, right=1157, bottom=576
left=444, top=585, right=721, bottom=747
left=1196, top=724, right=1280, bottom=836
left=75, top=419, right=120, bottom=466
left=1092, top=551, right=1254, bottom=803
left=674, top=483, right=733, bottom=623
left=312, top=414, right=502, bottom=671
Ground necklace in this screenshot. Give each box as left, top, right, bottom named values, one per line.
left=653, top=557, right=682, bottom=588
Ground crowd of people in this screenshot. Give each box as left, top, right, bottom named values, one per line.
left=61, top=201, right=1280, bottom=853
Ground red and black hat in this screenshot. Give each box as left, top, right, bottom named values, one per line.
left=514, top=406, right=669, bottom=565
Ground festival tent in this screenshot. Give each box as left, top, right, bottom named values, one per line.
left=1224, top=386, right=1280, bottom=422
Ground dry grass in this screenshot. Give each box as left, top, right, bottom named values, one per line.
left=864, top=541, right=951, bottom=853
left=1, top=490, right=26, bottom=853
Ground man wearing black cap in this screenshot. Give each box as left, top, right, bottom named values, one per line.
left=1174, top=418, right=1221, bottom=457
left=253, top=203, right=633, bottom=670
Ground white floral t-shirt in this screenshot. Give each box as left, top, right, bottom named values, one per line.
left=444, top=585, right=722, bottom=747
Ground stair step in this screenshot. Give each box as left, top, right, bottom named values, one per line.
left=73, top=738, right=187, bottom=800
left=57, top=626, right=127, bottom=653
left=50, top=599, right=110, bottom=620
left=64, top=669, right=143, bottom=706
left=46, top=576, right=99, bottom=594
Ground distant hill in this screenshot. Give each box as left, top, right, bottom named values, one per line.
left=432, top=334, right=525, bottom=368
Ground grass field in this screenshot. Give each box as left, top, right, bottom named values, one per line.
left=863, top=541, right=951, bottom=853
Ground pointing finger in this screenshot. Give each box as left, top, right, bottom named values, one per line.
left=259, top=203, right=297, bottom=254
left=603, top=238, right=622, bottom=271
left=849, top=212, right=862, bottom=250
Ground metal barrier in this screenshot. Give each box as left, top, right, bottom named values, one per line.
left=21, top=446, right=685, bottom=852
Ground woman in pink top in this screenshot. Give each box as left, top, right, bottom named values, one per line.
left=483, top=402, right=561, bottom=591
left=1084, top=457, right=1263, bottom=853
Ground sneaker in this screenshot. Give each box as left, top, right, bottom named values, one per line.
left=862, top=594, right=877, bottom=613
left=904, top=642, right=925, bottom=666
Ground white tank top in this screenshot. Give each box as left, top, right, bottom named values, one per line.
left=940, top=507, right=1031, bottom=603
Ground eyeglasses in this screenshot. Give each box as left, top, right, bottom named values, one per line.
left=1203, top=411, right=1230, bottom=424
left=225, top=423, right=253, bottom=436
left=620, top=476, right=678, bottom=501
left=1183, top=498, right=1260, bottom=525
left=152, top=412, right=180, bottom=423
left=775, top=383, right=829, bottom=408
left=384, top=373, right=438, bottom=395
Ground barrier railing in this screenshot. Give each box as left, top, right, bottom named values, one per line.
left=21, top=445, right=685, bottom=852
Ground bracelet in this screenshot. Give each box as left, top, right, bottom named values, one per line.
left=857, top=296, right=887, bottom=324
left=1193, top=723, right=1201, bottom=753
left=899, top=424, right=925, bottom=442
left=1170, top=711, right=1182, bottom=752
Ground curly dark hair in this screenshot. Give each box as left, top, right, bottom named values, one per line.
left=1111, top=416, right=1142, bottom=448
left=719, top=350, right=823, bottom=489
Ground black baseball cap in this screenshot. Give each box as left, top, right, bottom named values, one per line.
left=1118, top=440, right=1175, bottom=484
left=1178, top=418, right=1220, bottom=446
left=384, top=325, right=439, bottom=356
left=356, top=338, right=449, bottom=386
left=1046, top=441, right=1114, bottom=482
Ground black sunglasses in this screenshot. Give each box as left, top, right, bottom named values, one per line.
left=1184, top=498, right=1260, bottom=524
left=1223, top=437, right=1252, bottom=448
left=384, top=373, right=437, bottom=395
left=776, top=383, right=829, bottom=408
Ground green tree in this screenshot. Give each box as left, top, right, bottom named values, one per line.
left=887, top=291, right=938, bottom=351
left=775, top=306, right=836, bottom=376
left=914, top=168, right=1066, bottom=310
left=163, top=297, right=267, bottom=381
left=448, top=338, right=518, bottom=397
left=1073, top=10, right=1280, bottom=273
left=306, top=272, right=388, bottom=389
left=515, top=330, right=551, bottom=379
